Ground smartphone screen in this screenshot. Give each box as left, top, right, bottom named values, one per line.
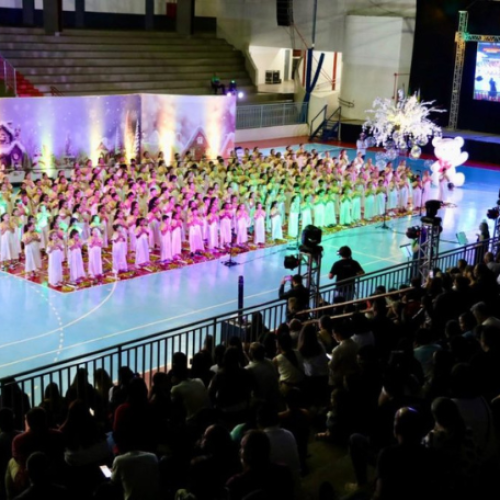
left=100, top=465, right=112, bottom=479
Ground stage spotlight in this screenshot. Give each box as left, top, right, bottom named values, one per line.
left=424, top=200, right=442, bottom=219
left=299, top=225, right=323, bottom=255
left=238, top=91, right=244, bottom=99
left=406, top=226, right=421, bottom=239
left=284, top=255, right=300, bottom=270
left=487, top=207, right=500, bottom=220
left=229, top=80, right=237, bottom=93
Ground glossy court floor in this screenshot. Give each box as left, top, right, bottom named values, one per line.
left=1, top=143, right=499, bottom=378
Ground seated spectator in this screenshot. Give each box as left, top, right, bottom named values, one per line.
left=423, top=350, right=454, bottom=402
left=209, top=344, right=226, bottom=374
left=93, top=369, right=113, bottom=423
left=65, top=368, right=100, bottom=415
left=289, top=318, right=302, bottom=348
left=185, top=424, right=240, bottom=500
left=0, top=409, right=21, bottom=500
left=190, top=352, right=214, bottom=387
left=374, top=407, right=441, bottom=500
left=0, top=378, right=30, bottom=431
left=208, top=347, right=253, bottom=419
left=111, top=445, right=160, bottom=500
left=13, top=452, right=67, bottom=500
left=59, top=400, right=110, bottom=467
left=39, top=383, right=66, bottom=428
left=278, top=388, right=311, bottom=474
left=171, top=363, right=211, bottom=424
left=257, top=404, right=300, bottom=476
left=413, top=328, right=441, bottom=380
left=113, top=377, right=156, bottom=455
left=148, top=372, right=172, bottom=425
left=109, top=366, right=135, bottom=414
left=9, top=408, right=65, bottom=497
left=470, top=325, right=500, bottom=400
left=450, top=363, right=495, bottom=459
left=297, top=324, right=329, bottom=406
left=350, top=312, right=375, bottom=348
left=328, top=321, right=359, bottom=388
left=246, top=342, right=282, bottom=408
left=317, top=388, right=352, bottom=445
left=273, top=332, right=306, bottom=391
left=459, top=311, right=477, bottom=340
left=317, top=315, right=336, bottom=353
left=226, top=430, right=294, bottom=500
left=423, top=398, right=481, bottom=496
left=211, top=74, right=225, bottom=95
left=247, top=313, right=269, bottom=344
left=484, top=251, right=500, bottom=277
left=471, top=301, right=500, bottom=328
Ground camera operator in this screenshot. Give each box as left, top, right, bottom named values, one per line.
left=328, top=246, right=365, bottom=302
left=278, top=274, right=309, bottom=312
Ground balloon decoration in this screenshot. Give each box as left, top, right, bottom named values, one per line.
left=410, top=146, right=422, bottom=159
left=376, top=160, right=387, bottom=169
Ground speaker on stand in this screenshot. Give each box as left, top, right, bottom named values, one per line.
left=276, top=0, right=294, bottom=27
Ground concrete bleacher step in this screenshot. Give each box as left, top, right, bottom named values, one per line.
left=7, top=56, right=245, bottom=67
left=28, top=71, right=250, bottom=85
left=19, top=65, right=245, bottom=77
left=36, top=78, right=253, bottom=93
left=56, top=85, right=256, bottom=97
left=3, top=49, right=239, bottom=59
left=0, top=26, right=256, bottom=97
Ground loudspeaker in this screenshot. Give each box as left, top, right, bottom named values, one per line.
left=277, top=0, right=294, bottom=27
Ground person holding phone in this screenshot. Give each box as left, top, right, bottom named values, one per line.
left=278, top=274, right=309, bottom=313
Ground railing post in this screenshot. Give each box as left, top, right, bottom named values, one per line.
left=259, top=105, right=263, bottom=128
left=13, top=70, right=17, bottom=97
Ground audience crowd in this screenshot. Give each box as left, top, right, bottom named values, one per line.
left=1, top=250, right=500, bottom=500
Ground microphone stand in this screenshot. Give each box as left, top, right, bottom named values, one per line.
left=376, top=191, right=391, bottom=230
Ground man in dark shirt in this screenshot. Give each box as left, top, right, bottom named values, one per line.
left=278, top=274, right=309, bottom=312
left=374, top=407, right=441, bottom=500
left=226, top=430, right=293, bottom=500
left=328, top=246, right=364, bottom=301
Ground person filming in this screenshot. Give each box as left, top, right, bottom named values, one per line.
left=278, top=274, right=309, bottom=313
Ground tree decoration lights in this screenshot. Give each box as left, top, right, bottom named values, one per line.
left=363, top=95, right=445, bottom=153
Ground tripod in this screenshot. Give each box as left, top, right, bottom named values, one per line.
left=376, top=192, right=391, bottom=230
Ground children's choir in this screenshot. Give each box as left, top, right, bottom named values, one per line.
left=0, top=146, right=430, bottom=286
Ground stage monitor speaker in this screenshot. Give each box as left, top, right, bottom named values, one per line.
left=277, top=0, right=293, bottom=27
left=265, top=70, right=273, bottom=84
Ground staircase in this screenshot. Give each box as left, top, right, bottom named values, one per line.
left=310, top=106, right=342, bottom=141
left=0, top=26, right=255, bottom=97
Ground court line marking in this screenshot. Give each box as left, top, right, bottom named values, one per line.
left=0, top=257, right=392, bottom=369
left=0, top=279, right=118, bottom=350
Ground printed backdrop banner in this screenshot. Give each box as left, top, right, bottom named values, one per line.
left=0, top=93, right=236, bottom=173
left=140, top=93, right=236, bottom=163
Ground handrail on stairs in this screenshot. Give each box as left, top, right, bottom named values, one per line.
left=309, top=104, right=327, bottom=137
left=0, top=54, right=17, bottom=96
left=310, top=105, right=342, bottom=139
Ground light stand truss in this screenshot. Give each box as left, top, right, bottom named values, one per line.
left=449, top=11, right=500, bottom=130
left=298, top=250, right=322, bottom=312
left=418, top=219, right=441, bottom=280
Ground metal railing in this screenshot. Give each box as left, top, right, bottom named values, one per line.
left=1, top=236, right=497, bottom=411
left=236, top=102, right=309, bottom=129
left=0, top=55, right=17, bottom=96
